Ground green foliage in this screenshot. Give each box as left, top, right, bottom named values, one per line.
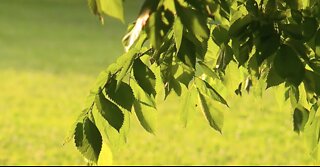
left=75, top=0, right=320, bottom=164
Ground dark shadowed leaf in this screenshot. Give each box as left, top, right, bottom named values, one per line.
left=266, top=66, right=285, bottom=89
left=274, top=44, right=305, bottom=86
left=133, top=58, right=156, bottom=96
left=293, top=106, right=309, bottom=133
left=105, top=79, right=134, bottom=111
left=95, top=91, right=124, bottom=131
left=74, top=118, right=102, bottom=163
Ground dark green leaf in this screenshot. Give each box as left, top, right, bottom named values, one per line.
left=212, top=25, right=229, bottom=45
left=280, top=24, right=304, bottom=40
left=95, top=91, right=124, bottom=131
left=304, top=70, right=320, bottom=96
left=302, top=17, right=318, bottom=41
left=229, top=15, right=253, bottom=38
left=316, top=29, right=320, bottom=57
left=246, top=0, right=259, bottom=16
left=274, top=44, right=305, bottom=86
left=293, top=106, right=309, bottom=133
left=177, top=36, right=197, bottom=68
left=291, top=10, right=303, bottom=23
left=255, top=31, right=280, bottom=65
left=133, top=58, right=156, bottom=96
left=266, top=66, right=285, bottom=89
left=74, top=118, right=102, bottom=163
left=289, top=85, right=300, bottom=107
left=105, top=79, right=134, bottom=111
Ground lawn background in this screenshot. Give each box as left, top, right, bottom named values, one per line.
left=0, top=0, right=315, bottom=165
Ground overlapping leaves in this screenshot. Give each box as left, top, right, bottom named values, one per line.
left=74, top=0, right=320, bottom=164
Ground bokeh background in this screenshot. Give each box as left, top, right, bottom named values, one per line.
left=0, top=0, right=316, bottom=165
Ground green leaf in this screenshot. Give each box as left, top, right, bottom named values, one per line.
left=74, top=118, right=102, bottom=163
left=245, top=0, right=259, bottom=16
left=177, top=36, right=197, bottom=68
left=302, top=17, right=318, bottom=41
left=229, top=15, right=253, bottom=38
left=95, top=91, right=124, bottom=131
left=293, top=105, right=309, bottom=133
left=105, top=79, right=134, bottom=111
left=198, top=61, right=219, bottom=80
left=198, top=92, right=224, bottom=133
left=291, top=9, right=303, bottom=23
left=195, top=78, right=229, bottom=107
left=175, top=1, right=209, bottom=40
left=304, top=70, right=320, bottom=96
left=133, top=58, right=156, bottom=96
left=131, top=79, right=157, bottom=133
left=180, top=85, right=198, bottom=127
left=255, top=32, right=280, bottom=65
left=266, top=65, right=285, bottom=89
left=274, top=44, right=305, bottom=86
left=96, top=0, right=124, bottom=22
left=305, top=116, right=320, bottom=159
left=116, top=49, right=137, bottom=87
left=133, top=100, right=157, bottom=134
left=97, top=143, right=113, bottom=166
left=289, top=85, right=300, bottom=107
left=130, top=79, right=156, bottom=109
left=212, top=25, right=229, bottom=45
left=91, top=106, right=123, bottom=149
left=216, top=44, right=234, bottom=71
left=316, top=29, right=320, bottom=57
left=280, top=24, right=303, bottom=40
left=173, top=17, right=183, bottom=52
left=149, top=64, right=166, bottom=103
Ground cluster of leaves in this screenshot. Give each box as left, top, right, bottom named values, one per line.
left=72, top=0, right=320, bottom=164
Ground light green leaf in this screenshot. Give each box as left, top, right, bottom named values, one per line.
left=95, top=91, right=124, bottom=131
left=74, top=118, right=102, bottom=163
left=133, top=100, right=157, bottom=134
left=198, top=91, right=224, bottom=133
left=180, top=84, right=198, bottom=127
left=96, top=0, right=124, bottom=22
left=198, top=61, right=219, bottom=80
left=97, top=142, right=113, bottom=166
left=149, top=64, right=166, bottom=103
left=175, top=1, right=209, bottom=40
left=116, top=49, right=138, bottom=87
left=173, top=17, right=183, bottom=52
left=195, top=78, right=229, bottom=107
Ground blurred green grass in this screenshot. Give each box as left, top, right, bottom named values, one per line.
left=0, top=0, right=316, bottom=165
